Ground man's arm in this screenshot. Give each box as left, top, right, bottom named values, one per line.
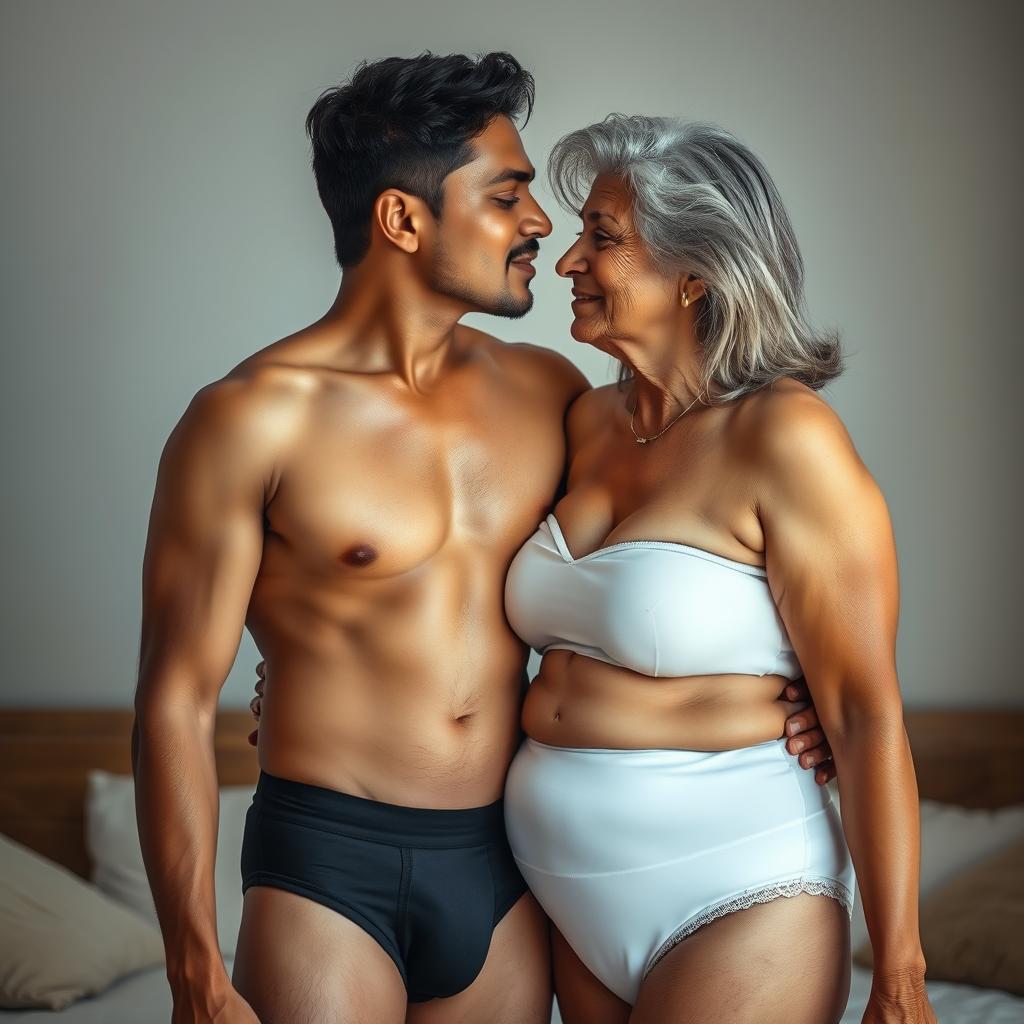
left=133, top=375, right=282, bottom=1021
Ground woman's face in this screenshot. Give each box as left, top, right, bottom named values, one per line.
left=555, top=174, right=682, bottom=356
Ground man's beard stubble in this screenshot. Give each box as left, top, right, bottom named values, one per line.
left=430, top=237, right=535, bottom=320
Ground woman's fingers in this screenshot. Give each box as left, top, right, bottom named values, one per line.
left=255, top=678, right=265, bottom=697
left=249, top=695, right=261, bottom=719
left=247, top=728, right=258, bottom=747
left=256, top=660, right=266, bottom=679
left=814, top=759, right=837, bottom=786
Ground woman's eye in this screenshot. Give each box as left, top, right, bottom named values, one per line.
left=494, top=197, right=519, bottom=209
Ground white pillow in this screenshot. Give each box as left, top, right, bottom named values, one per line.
left=840, top=794, right=1024, bottom=949
left=85, top=771, right=255, bottom=957
left=0, top=832, right=164, bottom=1009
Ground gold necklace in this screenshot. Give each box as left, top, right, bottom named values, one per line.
left=628, top=390, right=705, bottom=445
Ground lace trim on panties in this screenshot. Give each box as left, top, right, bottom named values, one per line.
left=644, top=876, right=854, bottom=980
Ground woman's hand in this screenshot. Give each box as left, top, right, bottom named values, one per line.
left=755, top=390, right=931, bottom=1020
left=246, top=660, right=265, bottom=747
left=780, top=678, right=836, bottom=785
left=861, top=967, right=936, bottom=1023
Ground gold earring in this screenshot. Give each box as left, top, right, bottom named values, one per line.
left=681, top=292, right=689, bottom=308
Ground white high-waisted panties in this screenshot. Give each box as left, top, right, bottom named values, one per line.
left=504, top=736, right=855, bottom=1005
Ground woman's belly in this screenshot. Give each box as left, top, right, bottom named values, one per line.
left=521, top=649, right=794, bottom=751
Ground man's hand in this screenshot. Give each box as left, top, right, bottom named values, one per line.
left=780, top=678, right=836, bottom=786
left=171, top=980, right=261, bottom=1024
left=211, top=989, right=262, bottom=1024
left=247, top=661, right=265, bottom=747
left=245, top=667, right=841, bottom=784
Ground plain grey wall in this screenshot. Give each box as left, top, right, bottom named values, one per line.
left=2, top=0, right=1020, bottom=709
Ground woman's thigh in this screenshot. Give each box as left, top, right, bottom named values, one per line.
left=630, top=893, right=851, bottom=1024
left=551, top=925, right=631, bottom=1024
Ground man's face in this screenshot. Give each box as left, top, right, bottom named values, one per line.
left=426, top=116, right=553, bottom=319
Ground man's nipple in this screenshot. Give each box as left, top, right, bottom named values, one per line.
left=341, top=544, right=379, bottom=567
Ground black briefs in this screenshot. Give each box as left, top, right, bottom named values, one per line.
left=240, top=771, right=528, bottom=1002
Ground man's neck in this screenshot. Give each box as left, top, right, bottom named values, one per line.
left=319, top=261, right=470, bottom=394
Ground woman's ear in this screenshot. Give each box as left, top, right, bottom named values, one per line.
left=681, top=273, right=707, bottom=304
left=373, top=190, right=430, bottom=255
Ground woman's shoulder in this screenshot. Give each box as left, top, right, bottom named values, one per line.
left=735, top=377, right=847, bottom=442
left=731, top=378, right=864, bottom=483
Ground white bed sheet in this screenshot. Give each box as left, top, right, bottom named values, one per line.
left=3, top=963, right=1021, bottom=1022
left=841, top=966, right=1023, bottom=1024
left=0, top=959, right=185, bottom=1024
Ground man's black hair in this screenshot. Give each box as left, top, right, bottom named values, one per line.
left=306, top=52, right=535, bottom=267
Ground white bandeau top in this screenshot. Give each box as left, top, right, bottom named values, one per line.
left=504, top=514, right=801, bottom=680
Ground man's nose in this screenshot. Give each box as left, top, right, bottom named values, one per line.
left=522, top=196, right=553, bottom=239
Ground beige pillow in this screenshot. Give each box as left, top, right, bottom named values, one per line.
left=917, top=839, right=1023, bottom=994
left=0, top=832, right=165, bottom=1010
left=86, top=770, right=254, bottom=955
left=843, top=796, right=1024, bottom=951
left=853, top=838, right=1024, bottom=995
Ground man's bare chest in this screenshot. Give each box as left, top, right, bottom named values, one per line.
left=264, top=391, right=567, bottom=578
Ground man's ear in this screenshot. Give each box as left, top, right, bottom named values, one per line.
left=373, top=189, right=430, bottom=255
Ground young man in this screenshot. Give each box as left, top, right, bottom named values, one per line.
left=133, top=52, right=832, bottom=1024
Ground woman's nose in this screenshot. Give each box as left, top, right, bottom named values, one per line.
left=555, top=239, right=587, bottom=278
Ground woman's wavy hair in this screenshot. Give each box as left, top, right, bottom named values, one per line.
left=549, top=115, right=842, bottom=399
left=307, top=52, right=534, bottom=267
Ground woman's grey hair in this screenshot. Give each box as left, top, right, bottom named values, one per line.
left=548, top=115, right=842, bottom=400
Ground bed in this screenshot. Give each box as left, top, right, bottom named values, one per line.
left=1, top=708, right=1022, bottom=1023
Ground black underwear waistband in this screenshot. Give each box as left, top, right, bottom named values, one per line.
left=251, top=771, right=507, bottom=849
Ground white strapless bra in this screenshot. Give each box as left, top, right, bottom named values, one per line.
left=504, top=514, right=801, bottom=679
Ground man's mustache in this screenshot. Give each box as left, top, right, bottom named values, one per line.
left=508, top=240, right=540, bottom=265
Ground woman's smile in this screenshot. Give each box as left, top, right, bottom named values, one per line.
left=571, top=288, right=603, bottom=312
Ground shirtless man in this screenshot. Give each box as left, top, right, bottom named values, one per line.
left=132, top=52, right=835, bottom=1024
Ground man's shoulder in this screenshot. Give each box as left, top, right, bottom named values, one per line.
left=463, top=327, right=590, bottom=401
left=192, top=361, right=310, bottom=422
left=566, top=381, right=621, bottom=435
left=170, top=358, right=314, bottom=465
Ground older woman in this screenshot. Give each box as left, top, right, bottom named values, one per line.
left=503, top=117, right=934, bottom=1024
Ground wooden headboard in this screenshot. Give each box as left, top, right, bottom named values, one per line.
left=1, top=709, right=1022, bottom=879
left=0, top=709, right=258, bottom=877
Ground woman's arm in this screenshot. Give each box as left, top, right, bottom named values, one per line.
left=754, top=390, right=932, bottom=1016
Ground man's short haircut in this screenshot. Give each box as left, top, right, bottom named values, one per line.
left=306, top=52, right=535, bottom=267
